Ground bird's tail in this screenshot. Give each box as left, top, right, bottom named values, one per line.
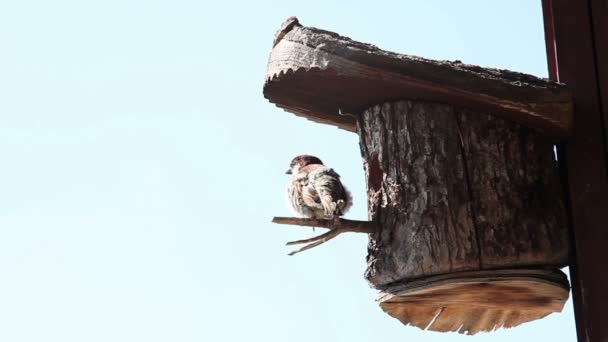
left=335, top=200, right=345, bottom=216
left=334, top=188, right=352, bottom=216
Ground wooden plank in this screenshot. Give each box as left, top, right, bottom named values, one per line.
left=378, top=268, right=569, bottom=335
left=590, top=0, right=608, bottom=149
left=542, top=1, right=608, bottom=342
left=264, top=17, right=573, bottom=138
left=541, top=1, right=559, bottom=81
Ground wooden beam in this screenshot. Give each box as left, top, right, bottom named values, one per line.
left=590, top=0, right=608, bottom=149
left=264, top=17, right=573, bottom=138
left=542, top=1, right=608, bottom=341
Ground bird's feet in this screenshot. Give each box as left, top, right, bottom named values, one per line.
left=331, top=216, right=341, bottom=230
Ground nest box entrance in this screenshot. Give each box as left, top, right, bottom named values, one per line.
left=265, top=17, right=572, bottom=335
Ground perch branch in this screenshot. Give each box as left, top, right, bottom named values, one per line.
left=272, top=217, right=377, bottom=256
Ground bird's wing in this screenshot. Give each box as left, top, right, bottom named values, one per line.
left=292, top=173, right=324, bottom=212
left=301, top=185, right=323, bottom=209
left=303, top=164, right=346, bottom=217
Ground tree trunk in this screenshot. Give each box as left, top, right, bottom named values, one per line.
left=356, top=100, right=569, bottom=334
left=357, top=100, right=568, bottom=288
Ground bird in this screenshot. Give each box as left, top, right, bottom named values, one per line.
left=285, top=155, right=352, bottom=220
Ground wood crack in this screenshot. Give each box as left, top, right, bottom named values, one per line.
left=454, top=109, right=484, bottom=269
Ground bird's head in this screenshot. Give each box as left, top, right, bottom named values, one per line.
left=286, top=155, right=323, bottom=175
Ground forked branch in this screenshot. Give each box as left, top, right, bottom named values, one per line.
left=272, top=217, right=377, bottom=255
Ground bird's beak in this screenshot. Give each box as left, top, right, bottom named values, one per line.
left=285, top=169, right=292, bottom=174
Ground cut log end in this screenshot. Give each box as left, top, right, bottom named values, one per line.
left=377, top=269, right=569, bottom=335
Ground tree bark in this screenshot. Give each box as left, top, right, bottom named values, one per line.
left=357, top=100, right=569, bottom=289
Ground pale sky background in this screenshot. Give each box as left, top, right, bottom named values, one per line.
left=0, top=1, right=576, bottom=341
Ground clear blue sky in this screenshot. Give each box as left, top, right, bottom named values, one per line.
left=0, top=1, right=576, bottom=341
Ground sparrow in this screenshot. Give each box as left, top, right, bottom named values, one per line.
left=286, top=155, right=352, bottom=219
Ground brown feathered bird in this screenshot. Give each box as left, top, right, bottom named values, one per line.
left=286, top=155, right=352, bottom=219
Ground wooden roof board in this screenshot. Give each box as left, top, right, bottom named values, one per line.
left=264, top=17, right=573, bottom=138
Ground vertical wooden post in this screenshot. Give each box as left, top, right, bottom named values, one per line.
left=542, top=1, right=608, bottom=341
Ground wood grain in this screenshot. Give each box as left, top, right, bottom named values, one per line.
left=357, top=100, right=569, bottom=288
left=378, top=269, right=569, bottom=335
left=264, top=17, right=573, bottom=138
left=543, top=1, right=608, bottom=341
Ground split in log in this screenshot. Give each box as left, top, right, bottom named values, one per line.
left=272, top=217, right=377, bottom=255
left=264, top=17, right=573, bottom=138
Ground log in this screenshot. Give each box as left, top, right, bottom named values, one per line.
left=264, top=17, right=573, bottom=138
left=358, top=99, right=569, bottom=333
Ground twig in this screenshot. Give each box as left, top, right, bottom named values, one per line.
left=271, top=217, right=377, bottom=256
left=272, top=217, right=377, bottom=233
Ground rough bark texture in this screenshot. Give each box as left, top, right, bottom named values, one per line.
left=357, top=100, right=569, bottom=288
left=264, top=17, right=573, bottom=138
left=357, top=100, right=570, bottom=334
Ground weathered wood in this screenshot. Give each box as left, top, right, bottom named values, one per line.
left=543, top=1, right=608, bottom=341
left=264, top=17, right=573, bottom=138
left=378, top=269, right=569, bottom=335
left=357, top=100, right=569, bottom=288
